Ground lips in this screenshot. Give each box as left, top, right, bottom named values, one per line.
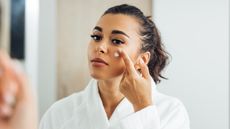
left=91, top=58, right=108, bottom=65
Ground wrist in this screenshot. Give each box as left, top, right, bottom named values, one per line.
left=133, top=101, right=153, bottom=112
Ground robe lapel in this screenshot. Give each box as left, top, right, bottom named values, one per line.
left=85, top=78, right=157, bottom=128
left=86, top=79, right=109, bottom=129
left=108, top=97, right=133, bottom=125
left=108, top=78, right=157, bottom=125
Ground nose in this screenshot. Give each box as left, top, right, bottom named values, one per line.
left=96, top=42, right=108, bottom=54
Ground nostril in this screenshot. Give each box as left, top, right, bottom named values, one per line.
left=97, top=45, right=107, bottom=54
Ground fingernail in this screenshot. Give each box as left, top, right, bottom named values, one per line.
left=140, top=59, right=144, bottom=64
left=114, top=51, right=120, bottom=58
left=118, top=49, right=122, bottom=53
left=4, top=94, right=16, bottom=106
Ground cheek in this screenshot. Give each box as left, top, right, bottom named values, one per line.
left=106, top=48, right=125, bottom=75
left=121, top=47, right=140, bottom=64
left=87, top=41, right=140, bottom=79
left=109, top=47, right=137, bottom=73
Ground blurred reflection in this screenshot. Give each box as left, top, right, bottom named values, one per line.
left=10, top=0, right=25, bottom=59
left=0, top=0, right=25, bottom=60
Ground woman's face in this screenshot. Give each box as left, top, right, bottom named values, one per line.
left=88, top=14, right=142, bottom=80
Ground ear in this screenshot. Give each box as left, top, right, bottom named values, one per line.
left=135, top=51, right=151, bottom=70
left=140, top=51, right=151, bottom=64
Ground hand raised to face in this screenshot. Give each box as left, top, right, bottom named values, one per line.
left=118, top=49, right=153, bottom=112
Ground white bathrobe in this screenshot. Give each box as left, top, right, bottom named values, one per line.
left=39, top=79, right=190, bottom=129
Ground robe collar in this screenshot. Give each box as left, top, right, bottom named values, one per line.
left=85, top=78, right=157, bottom=128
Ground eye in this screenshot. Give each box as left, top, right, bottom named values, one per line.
left=90, top=34, right=102, bottom=41
left=112, top=39, right=125, bottom=45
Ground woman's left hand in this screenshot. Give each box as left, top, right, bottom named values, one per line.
left=0, top=51, right=38, bottom=129
left=119, top=50, right=153, bottom=112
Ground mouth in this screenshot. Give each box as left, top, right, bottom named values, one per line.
left=91, top=58, right=108, bottom=66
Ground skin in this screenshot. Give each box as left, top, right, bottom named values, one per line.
left=88, top=14, right=153, bottom=119
left=0, top=51, right=38, bottom=129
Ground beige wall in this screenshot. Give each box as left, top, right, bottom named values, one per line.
left=57, top=0, right=152, bottom=99
left=0, top=0, right=10, bottom=52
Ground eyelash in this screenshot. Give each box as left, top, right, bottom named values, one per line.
left=90, top=34, right=125, bottom=45
left=90, top=34, right=102, bottom=41
left=111, top=39, right=125, bottom=45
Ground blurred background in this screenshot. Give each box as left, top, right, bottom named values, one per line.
left=0, top=0, right=229, bottom=129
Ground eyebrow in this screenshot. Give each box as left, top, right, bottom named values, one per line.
left=93, top=26, right=102, bottom=32
left=112, top=30, right=130, bottom=38
left=93, top=26, right=130, bottom=38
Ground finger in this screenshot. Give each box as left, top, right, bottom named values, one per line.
left=0, top=57, right=28, bottom=106
left=139, top=58, right=150, bottom=79
left=10, top=62, right=32, bottom=102
left=119, top=50, right=137, bottom=75
left=0, top=77, right=17, bottom=110
left=0, top=103, right=13, bottom=119
left=121, top=70, right=126, bottom=82
left=0, top=58, right=19, bottom=106
left=0, top=50, right=13, bottom=73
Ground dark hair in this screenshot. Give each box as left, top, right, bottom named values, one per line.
left=103, top=4, right=170, bottom=84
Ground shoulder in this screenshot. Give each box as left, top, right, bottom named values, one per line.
left=154, top=91, right=185, bottom=109
left=153, top=90, right=190, bottom=126
left=39, top=90, right=86, bottom=129
left=151, top=80, right=186, bottom=111
left=154, top=90, right=188, bottom=114
left=50, top=90, right=85, bottom=115
left=39, top=79, right=97, bottom=129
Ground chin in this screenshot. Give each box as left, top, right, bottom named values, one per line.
left=90, top=71, right=124, bottom=81
left=90, top=72, right=106, bottom=80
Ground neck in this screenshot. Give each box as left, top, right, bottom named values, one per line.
left=98, top=76, right=124, bottom=119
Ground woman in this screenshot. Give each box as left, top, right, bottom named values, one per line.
left=0, top=4, right=190, bottom=129
left=39, top=4, right=190, bottom=129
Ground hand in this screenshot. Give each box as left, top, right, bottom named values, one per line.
left=0, top=51, right=38, bottom=129
left=119, top=50, right=153, bottom=112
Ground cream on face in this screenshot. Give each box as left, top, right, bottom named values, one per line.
left=114, top=51, right=120, bottom=58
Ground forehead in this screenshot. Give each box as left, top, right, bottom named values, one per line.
left=95, top=14, right=140, bottom=36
